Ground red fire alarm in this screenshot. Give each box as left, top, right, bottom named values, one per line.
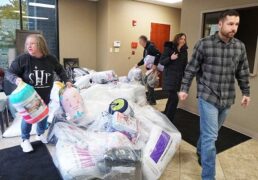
left=131, top=42, right=138, bottom=49
left=132, top=20, right=137, bottom=27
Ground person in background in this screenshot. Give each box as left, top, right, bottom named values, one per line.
left=6, top=34, right=72, bottom=153
left=0, top=68, right=4, bottom=92
left=160, top=33, right=188, bottom=122
left=135, top=35, right=161, bottom=105
left=178, top=10, right=250, bottom=179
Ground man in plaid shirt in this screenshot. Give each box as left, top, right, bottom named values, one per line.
left=179, top=9, right=251, bottom=180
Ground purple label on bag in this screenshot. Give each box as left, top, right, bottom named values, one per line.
left=150, top=131, right=170, bottom=163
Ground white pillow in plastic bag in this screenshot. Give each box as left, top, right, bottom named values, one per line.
left=91, top=70, right=117, bottom=84
left=144, top=55, right=164, bottom=72
left=3, top=115, right=37, bottom=138
left=56, top=140, right=102, bottom=180
left=48, top=81, right=64, bottom=123
left=128, top=67, right=142, bottom=81
left=74, top=75, right=91, bottom=90
left=142, top=125, right=181, bottom=180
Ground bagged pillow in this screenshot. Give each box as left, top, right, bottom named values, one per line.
left=3, top=114, right=37, bottom=137
left=128, top=67, right=142, bottom=81
left=108, top=98, right=134, bottom=117
left=144, top=55, right=164, bottom=72
left=48, top=81, right=65, bottom=123
left=74, top=75, right=91, bottom=90
left=56, top=141, right=102, bottom=180
left=111, top=112, right=139, bottom=143
left=91, top=70, right=117, bottom=84
left=9, top=82, right=49, bottom=124
left=142, top=125, right=181, bottom=180
left=60, top=87, right=89, bottom=124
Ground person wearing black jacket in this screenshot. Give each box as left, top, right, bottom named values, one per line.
left=6, top=34, right=72, bottom=153
left=135, top=35, right=161, bottom=105
left=160, top=33, right=188, bottom=121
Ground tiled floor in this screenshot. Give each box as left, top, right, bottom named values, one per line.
left=1, top=99, right=258, bottom=180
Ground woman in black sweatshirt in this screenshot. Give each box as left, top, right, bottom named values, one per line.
left=6, top=34, right=72, bottom=152
left=160, top=33, right=188, bottom=122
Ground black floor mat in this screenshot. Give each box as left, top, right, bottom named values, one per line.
left=173, top=109, right=251, bottom=153
left=0, top=141, right=62, bottom=180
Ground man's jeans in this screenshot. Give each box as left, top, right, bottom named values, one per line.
left=21, top=116, right=48, bottom=140
left=197, top=98, right=230, bottom=180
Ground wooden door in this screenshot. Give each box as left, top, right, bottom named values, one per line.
left=150, top=23, right=171, bottom=87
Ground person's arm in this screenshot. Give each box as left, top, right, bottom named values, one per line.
left=5, top=57, right=24, bottom=85
left=180, top=41, right=203, bottom=94
left=137, top=58, right=144, bottom=67
left=181, top=50, right=188, bottom=72
left=148, top=45, right=161, bottom=66
left=235, top=44, right=250, bottom=97
left=159, top=46, right=172, bottom=66
left=52, top=56, right=70, bottom=84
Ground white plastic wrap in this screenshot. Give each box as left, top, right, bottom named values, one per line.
left=132, top=104, right=182, bottom=179
left=56, top=140, right=102, bottom=180
left=142, top=125, right=181, bottom=180
left=74, top=75, right=91, bottom=90
left=48, top=81, right=64, bottom=123
left=143, top=55, right=164, bottom=72
left=50, top=70, right=181, bottom=179
left=128, top=67, right=142, bottom=81
left=3, top=114, right=37, bottom=137
left=54, top=123, right=142, bottom=180
left=60, top=87, right=91, bottom=125
left=91, top=70, right=118, bottom=84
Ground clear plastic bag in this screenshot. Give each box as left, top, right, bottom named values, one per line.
left=74, top=75, right=91, bottom=90
left=55, top=130, right=142, bottom=180
left=91, top=70, right=118, bottom=84
left=128, top=67, right=142, bottom=82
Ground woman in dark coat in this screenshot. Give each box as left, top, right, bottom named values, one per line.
left=160, top=33, right=188, bottom=121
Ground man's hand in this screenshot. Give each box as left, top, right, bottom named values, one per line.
left=15, top=78, right=23, bottom=85
left=241, top=96, right=250, bottom=108
left=178, top=91, right=188, bottom=101
left=171, top=52, right=178, bottom=60
left=66, top=82, right=73, bottom=88
left=152, top=65, right=157, bottom=71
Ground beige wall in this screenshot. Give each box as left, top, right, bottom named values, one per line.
left=96, top=0, right=109, bottom=70
left=97, top=0, right=181, bottom=75
left=59, top=0, right=97, bottom=69
left=180, top=0, right=258, bottom=139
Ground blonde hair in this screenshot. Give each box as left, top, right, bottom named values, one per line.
left=24, top=34, right=50, bottom=56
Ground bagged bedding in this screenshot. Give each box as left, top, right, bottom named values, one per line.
left=91, top=70, right=117, bottom=84
left=60, top=87, right=90, bottom=125
left=3, top=114, right=37, bottom=137
left=9, top=82, right=49, bottom=124
left=47, top=81, right=64, bottom=123
left=144, top=55, right=164, bottom=72
left=54, top=124, right=142, bottom=180
left=74, top=75, right=91, bottom=90
left=128, top=67, right=142, bottom=81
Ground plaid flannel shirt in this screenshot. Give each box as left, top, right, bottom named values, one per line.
left=181, top=32, right=250, bottom=108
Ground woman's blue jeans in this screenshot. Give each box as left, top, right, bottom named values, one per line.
left=21, top=116, right=48, bottom=140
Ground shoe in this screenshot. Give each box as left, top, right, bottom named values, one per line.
left=21, top=139, right=34, bottom=153
left=196, top=152, right=202, bottom=166
left=36, top=134, right=48, bottom=144
left=149, top=101, right=157, bottom=105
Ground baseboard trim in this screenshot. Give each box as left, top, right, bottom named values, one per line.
left=179, top=105, right=258, bottom=141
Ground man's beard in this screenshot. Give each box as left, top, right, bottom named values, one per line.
left=221, top=29, right=236, bottom=38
